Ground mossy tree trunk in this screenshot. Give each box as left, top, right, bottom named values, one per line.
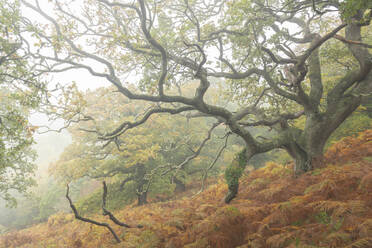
left=135, top=164, right=148, bottom=206
left=224, top=148, right=252, bottom=203
left=224, top=91, right=364, bottom=203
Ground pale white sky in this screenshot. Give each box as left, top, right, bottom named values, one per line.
left=24, top=0, right=111, bottom=128
left=22, top=1, right=110, bottom=174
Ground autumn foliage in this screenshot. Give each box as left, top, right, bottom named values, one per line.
left=1, top=130, right=372, bottom=248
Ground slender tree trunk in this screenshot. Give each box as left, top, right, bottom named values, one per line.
left=136, top=178, right=148, bottom=206
left=173, top=176, right=186, bottom=192
left=137, top=191, right=147, bottom=206
left=135, top=164, right=148, bottom=206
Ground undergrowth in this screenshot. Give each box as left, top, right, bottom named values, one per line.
left=1, top=130, right=371, bottom=248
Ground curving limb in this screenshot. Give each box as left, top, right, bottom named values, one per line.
left=66, top=182, right=143, bottom=243
left=102, top=181, right=144, bottom=228
left=66, top=184, right=121, bottom=243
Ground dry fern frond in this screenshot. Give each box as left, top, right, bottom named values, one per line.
left=287, top=245, right=320, bottom=248
left=358, top=173, right=372, bottom=193
left=304, top=179, right=336, bottom=197
left=358, top=219, right=372, bottom=238
left=308, top=200, right=344, bottom=214
left=289, top=195, right=310, bottom=205
left=325, top=129, right=372, bottom=164
left=330, top=200, right=366, bottom=219
left=247, top=178, right=270, bottom=192
left=263, top=209, right=290, bottom=226
left=244, top=233, right=265, bottom=248
left=259, top=185, right=284, bottom=201
left=326, top=232, right=352, bottom=248
left=344, top=238, right=372, bottom=248
left=266, top=232, right=295, bottom=248
left=344, top=201, right=366, bottom=216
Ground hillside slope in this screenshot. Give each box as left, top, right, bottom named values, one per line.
left=1, top=130, right=372, bottom=248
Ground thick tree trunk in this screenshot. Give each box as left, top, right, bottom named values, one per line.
left=293, top=93, right=361, bottom=174
left=222, top=77, right=365, bottom=203
left=286, top=141, right=325, bottom=175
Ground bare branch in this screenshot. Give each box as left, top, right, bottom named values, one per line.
left=239, top=110, right=304, bottom=127
left=100, top=106, right=195, bottom=141
left=161, top=122, right=220, bottom=176
left=66, top=184, right=121, bottom=243
left=102, top=181, right=143, bottom=228
left=183, top=41, right=207, bottom=77
left=297, top=23, right=347, bottom=69
left=334, top=34, right=372, bottom=49
left=137, top=0, right=168, bottom=96
left=194, top=132, right=231, bottom=195
left=261, top=46, right=297, bottom=64
left=120, top=176, right=135, bottom=190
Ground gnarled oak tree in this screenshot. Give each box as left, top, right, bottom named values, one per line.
left=22, top=0, right=372, bottom=203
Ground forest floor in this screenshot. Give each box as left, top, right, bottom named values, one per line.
left=1, top=130, right=372, bottom=248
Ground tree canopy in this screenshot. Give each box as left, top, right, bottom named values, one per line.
left=20, top=0, right=372, bottom=203
left=0, top=0, right=45, bottom=206
left=50, top=85, right=235, bottom=206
